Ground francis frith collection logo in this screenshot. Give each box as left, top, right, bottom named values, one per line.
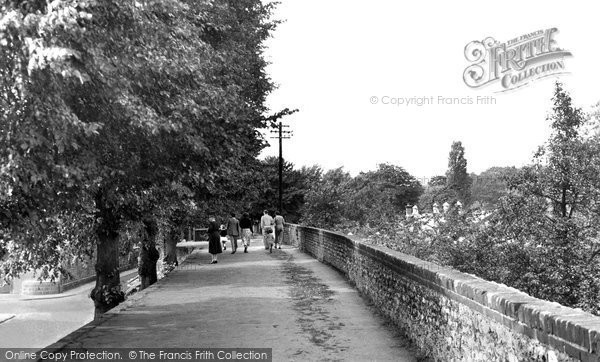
left=463, top=28, right=572, bottom=91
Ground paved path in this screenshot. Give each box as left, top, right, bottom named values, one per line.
left=54, top=242, right=418, bottom=361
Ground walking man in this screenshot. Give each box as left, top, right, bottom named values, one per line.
left=260, top=210, right=274, bottom=252
left=226, top=212, right=241, bottom=254
left=274, top=211, right=285, bottom=249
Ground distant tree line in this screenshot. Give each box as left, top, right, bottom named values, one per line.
left=300, top=164, right=423, bottom=229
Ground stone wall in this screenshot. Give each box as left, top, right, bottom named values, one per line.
left=7, top=239, right=198, bottom=295
left=20, top=279, right=62, bottom=295
left=60, top=252, right=137, bottom=293
left=284, top=224, right=600, bottom=361
left=10, top=251, right=137, bottom=295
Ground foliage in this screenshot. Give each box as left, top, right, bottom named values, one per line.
left=469, top=167, right=519, bottom=209
left=190, top=156, right=320, bottom=225
left=301, top=163, right=423, bottom=230
left=303, top=83, right=600, bottom=315
left=428, top=175, right=447, bottom=187
left=346, top=164, right=423, bottom=226
left=484, top=82, right=600, bottom=311
left=446, top=141, right=472, bottom=204
left=418, top=182, right=454, bottom=212
left=301, top=167, right=352, bottom=229
left=418, top=143, right=477, bottom=212
left=249, top=157, right=321, bottom=222
left=0, top=0, right=279, bottom=313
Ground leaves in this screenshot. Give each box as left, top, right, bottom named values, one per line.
left=301, top=164, right=423, bottom=229
left=446, top=141, right=472, bottom=204
left=0, top=0, right=279, bottom=287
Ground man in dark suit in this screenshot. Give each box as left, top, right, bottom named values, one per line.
left=226, top=212, right=242, bottom=254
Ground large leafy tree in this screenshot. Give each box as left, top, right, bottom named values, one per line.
left=418, top=175, right=454, bottom=212
left=195, top=153, right=321, bottom=226
left=250, top=157, right=321, bottom=222
left=346, top=163, right=423, bottom=226
left=485, top=82, right=600, bottom=310
left=0, top=0, right=278, bottom=317
left=301, top=167, right=352, bottom=229
left=469, top=166, right=519, bottom=209
left=302, top=164, right=423, bottom=229
left=426, top=83, right=600, bottom=313
left=446, top=141, right=472, bottom=204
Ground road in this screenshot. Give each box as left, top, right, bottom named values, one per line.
left=0, top=269, right=137, bottom=348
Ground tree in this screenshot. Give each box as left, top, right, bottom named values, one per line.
left=250, top=157, right=321, bottom=222
left=162, top=199, right=198, bottom=267
left=418, top=176, right=454, bottom=212
left=446, top=141, right=472, bottom=204
left=301, top=167, right=351, bottom=229
left=301, top=164, right=423, bottom=230
left=0, top=0, right=279, bottom=317
left=469, top=167, right=519, bottom=209
left=428, top=176, right=447, bottom=187
left=477, top=82, right=600, bottom=312
left=346, top=164, right=423, bottom=226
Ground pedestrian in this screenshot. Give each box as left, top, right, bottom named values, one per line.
left=260, top=210, right=275, bottom=253
left=219, top=224, right=228, bottom=250
left=274, top=211, right=285, bottom=249
left=207, top=217, right=222, bottom=264
left=226, top=212, right=241, bottom=254
left=265, top=228, right=275, bottom=253
left=239, top=212, right=253, bottom=253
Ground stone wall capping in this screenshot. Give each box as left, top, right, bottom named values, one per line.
left=552, top=312, right=595, bottom=345
left=562, top=316, right=600, bottom=351
left=458, top=280, right=499, bottom=305
left=438, top=271, right=480, bottom=288
left=503, top=295, right=542, bottom=320
left=574, top=320, right=600, bottom=353
left=519, top=300, right=556, bottom=328
left=434, top=273, right=456, bottom=290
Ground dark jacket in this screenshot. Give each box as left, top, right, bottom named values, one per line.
left=240, top=217, right=252, bottom=229
left=208, top=221, right=220, bottom=234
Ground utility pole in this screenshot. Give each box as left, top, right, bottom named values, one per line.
left=270, top=122, right=292, bottom=214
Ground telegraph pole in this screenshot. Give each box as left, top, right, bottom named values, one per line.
left=270, top=122, right=292, bottom=214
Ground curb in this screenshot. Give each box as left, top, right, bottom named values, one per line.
left=41, top=273, right=170, bottom=357
left=42, top=251, right=198, bottom=353
left=0, top=313, right=15, bottom=325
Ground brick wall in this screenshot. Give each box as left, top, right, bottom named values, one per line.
left=286, top=224, right=600, bottom=361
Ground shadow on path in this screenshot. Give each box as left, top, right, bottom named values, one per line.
left=49, top=243, right=418, bottom=361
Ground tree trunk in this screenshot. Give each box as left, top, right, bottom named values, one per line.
left=138, top=217, right=159, bottom=290
left=164, top=226, right=179, bottom=266
left=90, top=190, right=124, bottom=320
left=90, top=219, right=124, bottom=320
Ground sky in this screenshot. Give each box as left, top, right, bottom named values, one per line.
left=260, top=1, right=600, bottom=180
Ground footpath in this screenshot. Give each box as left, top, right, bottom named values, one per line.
left=49, top=241, right=418, bottom=361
